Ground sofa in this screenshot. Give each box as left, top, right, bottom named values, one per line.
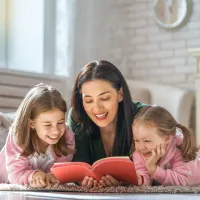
left=126, top=79, right=194, bottom=128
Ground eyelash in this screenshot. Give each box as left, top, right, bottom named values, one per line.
left=44, top=122, right=64, bottom=127
left=85, top=97, right=110, bottom=104
left=134, top=140, right=151, bottom=143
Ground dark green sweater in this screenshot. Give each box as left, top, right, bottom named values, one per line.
left=67, top=102, right=146, bottom=165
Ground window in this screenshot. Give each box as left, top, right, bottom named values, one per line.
left=0, top=0, right=75, bottom=77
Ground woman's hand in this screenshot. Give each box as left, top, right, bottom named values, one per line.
left=146, top=143, right=166, bottom=176
left=81, top=176, right=98, bottom=188
left=30, top=170, right=47, bottom=188
left=98, top=175, right=121, bottom=188
left=46, top=173, right=59, bottom=186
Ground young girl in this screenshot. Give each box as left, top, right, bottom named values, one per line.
left=132, top=105, right=200, bottom=186
left=0, top=83, right=75, bottom=187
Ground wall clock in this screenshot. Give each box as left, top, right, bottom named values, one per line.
left=153, top=0, right=188, bottom=29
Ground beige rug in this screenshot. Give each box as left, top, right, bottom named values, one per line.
left=0, top=184, right=200, bottom=193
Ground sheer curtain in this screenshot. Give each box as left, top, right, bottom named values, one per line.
left=0, top=0, right=76, bottom=78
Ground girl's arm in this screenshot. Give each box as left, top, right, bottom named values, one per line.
left=152, top=151, right=190, bottom=186
left=5, top=133, right=38, bottom=185
left=133, top=152, right=152, bottom=186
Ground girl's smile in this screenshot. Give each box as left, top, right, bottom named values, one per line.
left=31, top=108, right=66, bottom=149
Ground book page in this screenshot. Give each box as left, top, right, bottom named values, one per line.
left=92, top=156, right=130, bottom=168
left=92, top=157, right=138, bottom=185
left=52, top=162, right=91, bottom=169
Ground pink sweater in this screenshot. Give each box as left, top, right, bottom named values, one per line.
left=133, top=134, right=200, bottom=186
left=0, top=125, right=75, bottom=185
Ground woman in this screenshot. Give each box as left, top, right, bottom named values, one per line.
left=67, top=60, right=146, bottom=187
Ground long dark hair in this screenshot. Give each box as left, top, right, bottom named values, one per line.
left=71, top=60, right=136, bottom=156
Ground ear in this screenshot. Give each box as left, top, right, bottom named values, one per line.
left=29, top=119, right=35, bottom=130
left=118, top=87, right=123, bottom=102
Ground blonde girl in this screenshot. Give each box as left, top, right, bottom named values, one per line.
left=132, top=105, right=200, bottom=186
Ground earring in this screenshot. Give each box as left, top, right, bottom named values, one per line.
left=32, top=127, right=35, bottom=131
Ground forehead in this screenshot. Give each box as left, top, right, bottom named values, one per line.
left=81, top=80, right=116, bottom=95
left=35, top=108, right=64, bottom=121
left=133, top=121, right=158, bottom=139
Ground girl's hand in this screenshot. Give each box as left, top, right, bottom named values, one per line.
left=81, top=176, right=98, bottom=188
left=46, top=173, right=59, bottom=186
left=136, top=172, right=143, bottom=186
left=146, top=143, right=166, bottom=176
left=30, top=170, right=47, bottom=188
left=98, top=175, right=121, bottom=188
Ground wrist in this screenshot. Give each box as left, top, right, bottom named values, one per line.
left=147, top=165, right=157, bottom=176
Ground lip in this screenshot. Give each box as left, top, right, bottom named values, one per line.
left=94, top=112, right=108, bottom=121
left=141, top=152, right=152, bottom=157
left=47, top=135, right=60, bottom=140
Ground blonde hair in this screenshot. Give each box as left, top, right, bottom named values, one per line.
left=133, top=105, right=199, bottom=162
left=11, top=83, right=73, bottom=157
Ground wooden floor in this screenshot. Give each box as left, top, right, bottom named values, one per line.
left=0, top=191, right=200, bottom=200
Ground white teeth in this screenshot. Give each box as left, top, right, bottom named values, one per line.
left=49, top=136, right=58, bottom=139
left=95, top=113, right=107, bottom=118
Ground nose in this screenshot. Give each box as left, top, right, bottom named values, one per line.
left=93, top=100, right=102, bottom=112
left=51, top=125, right=59, bottom=134
left=137, top=142, right=146, bottom=150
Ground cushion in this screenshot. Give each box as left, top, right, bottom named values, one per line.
left=0, top=113, right=12, bottom=150
left=129, top=87, right=150, bottom=104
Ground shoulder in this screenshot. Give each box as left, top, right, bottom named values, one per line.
left=175, top=130, right=183, bottom=146
left=132, top=101, right=148, bottom=114
left=67, top=107, right=81, bottom=134
left=63, top=124, right=75, bottom=150
left=65, top=124, right=74, bottom=141
left=67, top=107, right=74, bottom=123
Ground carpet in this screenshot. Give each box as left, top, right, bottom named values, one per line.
left=0, top=184, right=200, bottom=193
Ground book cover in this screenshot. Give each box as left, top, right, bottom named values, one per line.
left=50, top=156, right=138, bottom=185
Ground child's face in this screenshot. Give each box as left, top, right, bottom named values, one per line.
left=132, top=121, right=169, bottom=160
left=30, top=108, right=66, bottom=149
left=81, top=79, right=123, bottom=129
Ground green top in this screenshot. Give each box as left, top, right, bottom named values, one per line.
left=67, top=102, right=146, bottom=165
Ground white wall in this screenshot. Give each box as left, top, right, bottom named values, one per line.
left=74, top=0, right=200, bottom=90
left=7, top=0, right=44, bottom=73
left=0, top=0, right=6, bottom=67
left=105, top=0, right=200, bottom=90
left=72, top=0, right=114, bottom=78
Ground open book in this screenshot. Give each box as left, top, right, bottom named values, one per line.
left=50, top=156, right=138, bottom=185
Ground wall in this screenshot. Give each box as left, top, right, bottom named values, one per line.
left=0, top=0, right=6, bottom=67
left=107, top=0, right=200, bottom=90
left=73, top=0, right=200, bottom=129
left=74, top=0, right=200, bottom=90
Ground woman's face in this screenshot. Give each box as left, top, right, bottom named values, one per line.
left=81, top=79, right=123, bottom=129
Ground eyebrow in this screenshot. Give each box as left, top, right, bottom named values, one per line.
left=134, top=136, right=149, bottom=140
left=83, top=91, right=111, bottom=97
left=42, top=118, right=65, bottom=123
